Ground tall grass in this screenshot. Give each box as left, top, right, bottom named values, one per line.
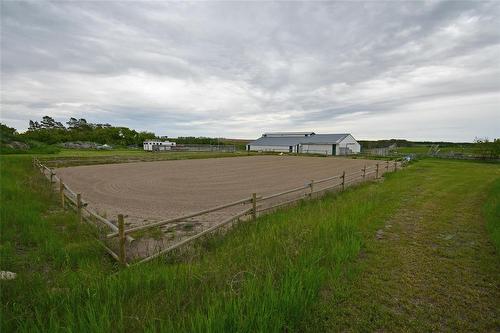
left=1, top=156, right=498, bottom=332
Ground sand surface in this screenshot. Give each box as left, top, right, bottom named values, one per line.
left=56, top=155, right=384, bottom=224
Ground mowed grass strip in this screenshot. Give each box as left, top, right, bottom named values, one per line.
left=1, top=156, right=498, bottom=332
left=484, top=177, right=500, bottom=252
left=302, top=159, right=500, bottom=332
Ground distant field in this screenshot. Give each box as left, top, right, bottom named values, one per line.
left=395, top=145, right=476, bottom=155
left=57, top=148, right=154, bottom=156
left=55, top=148, right=245, bottom=157
left=40, top=149, right=257, bottom=167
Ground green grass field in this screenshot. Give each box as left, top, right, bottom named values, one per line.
left=1, top=155, right=498, bottom=332
left=44, top=148, right=251, bottom=158
left=36, top=149, right=258, bottom=167
left=395, top=145, right=476, bottom=155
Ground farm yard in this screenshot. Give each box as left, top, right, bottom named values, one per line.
left=2, top=1, right=499, bottom=331
left=53, top=156, right=396, bottom=261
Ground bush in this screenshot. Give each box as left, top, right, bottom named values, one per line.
left=0, top=140, right=60, bottom=155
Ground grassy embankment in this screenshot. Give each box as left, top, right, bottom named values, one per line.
left=1, top=155, right=498, bottom=332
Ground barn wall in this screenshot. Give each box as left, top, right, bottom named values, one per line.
left=300, top=144, right=332, bottom=155
left=337, top=135, right=361, bottom=154
left=249, top=145, right=295, bottom=153
left=248, top=134, right=361, bottom=155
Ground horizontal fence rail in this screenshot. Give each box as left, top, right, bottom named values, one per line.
left=33, top=157, right=133, bottom=265
left=260, top=184, right=311, bottom=201
left=135, top=207, right=254, bottom=265
left=107, top=196, right=258, bottom=238
left=34, top=157, right=406, bottom=266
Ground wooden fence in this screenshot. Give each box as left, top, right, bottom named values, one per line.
left=34, top=157, right=404, bottom=267
left=170, top=144, right=236, bottom=152
left=33, top=157, right=133, bottom=266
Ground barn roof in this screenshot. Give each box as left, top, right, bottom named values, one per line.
left=263, top=132, right=315, bottom=137
left=249, top=133, right=351, bottom=146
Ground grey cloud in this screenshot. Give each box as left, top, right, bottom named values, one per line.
left=1, top=1, right=499, bottom=140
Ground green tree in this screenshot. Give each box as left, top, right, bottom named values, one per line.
left=0, top=123, right=18, bottom=142
left=21, top=116, right=159, bottom=147
left=474, top=138, right=500, bottom=159
left=40, top=116, right=65, bottom=129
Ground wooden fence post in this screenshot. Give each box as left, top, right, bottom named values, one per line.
left=50, top=170, right=54, bottom=184
left=376, top=163, right=379, bottom=179
left=309, top=180, right=314, bottom=198
left=59, top=179, right=65, bottom=209
left=394, top=161, right=397, bottom=171
left=118, top=214, right=126, bottom=266
left=252, top=193, right=257, bottom=220
left=342, top=171, right=346, bottom=191
left=77, top=193, right=82, bottom=223
left=386, top=160, right=389, bottom=171
left=363, top=165, right=366, bottom=180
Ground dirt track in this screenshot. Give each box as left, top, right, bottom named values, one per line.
left=56, top=156, right=383, bottom=224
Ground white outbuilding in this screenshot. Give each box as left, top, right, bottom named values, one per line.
left=247, top=132, right=361, bottom=155
left=143, top=140, right=176, bottom=151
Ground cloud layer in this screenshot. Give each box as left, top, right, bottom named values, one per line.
left=1, top=1, right=499, bottom=140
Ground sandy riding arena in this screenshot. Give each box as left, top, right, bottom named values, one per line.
left=55, top=155, right=393, bottom=259
left=56, top=156, right=382, bottom=224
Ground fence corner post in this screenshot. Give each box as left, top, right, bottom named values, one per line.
left=59, top=179, right=65, bottom=209
left=394, top=161, right=397, bottom=171
left=386, top=160, right=389, bottom=171
left=252, top=193, right=257, bottom=220
left=342, top=171, right=346, bottom=191
left=77, top=193, right=82, bottom=223
left=118, top=214, right=126, bottom=266
left=363, top=165, right=366, bottom=179
left=50, top=170, right=55, bottom=184
left=376, top=163, right=379, bottom=179
left=309, top=180, right=314, bottom=198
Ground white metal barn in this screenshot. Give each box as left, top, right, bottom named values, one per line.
left=143, top=140, right=176, bottom=151
left=247, top=132, right=361, bottom=155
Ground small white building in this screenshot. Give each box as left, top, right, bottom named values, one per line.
left=247, top=132, right=361, bottom=155
left=143, top=140, right=176, bottom=151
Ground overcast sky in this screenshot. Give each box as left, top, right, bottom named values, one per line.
left=1, top=1, right=499, bottom=141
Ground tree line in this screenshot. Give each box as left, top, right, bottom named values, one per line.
left=22, top=116, right=157, bottom=146
left=1, top=116, right=240, bottom=150
left=473, top=138, right=500, bottom=159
